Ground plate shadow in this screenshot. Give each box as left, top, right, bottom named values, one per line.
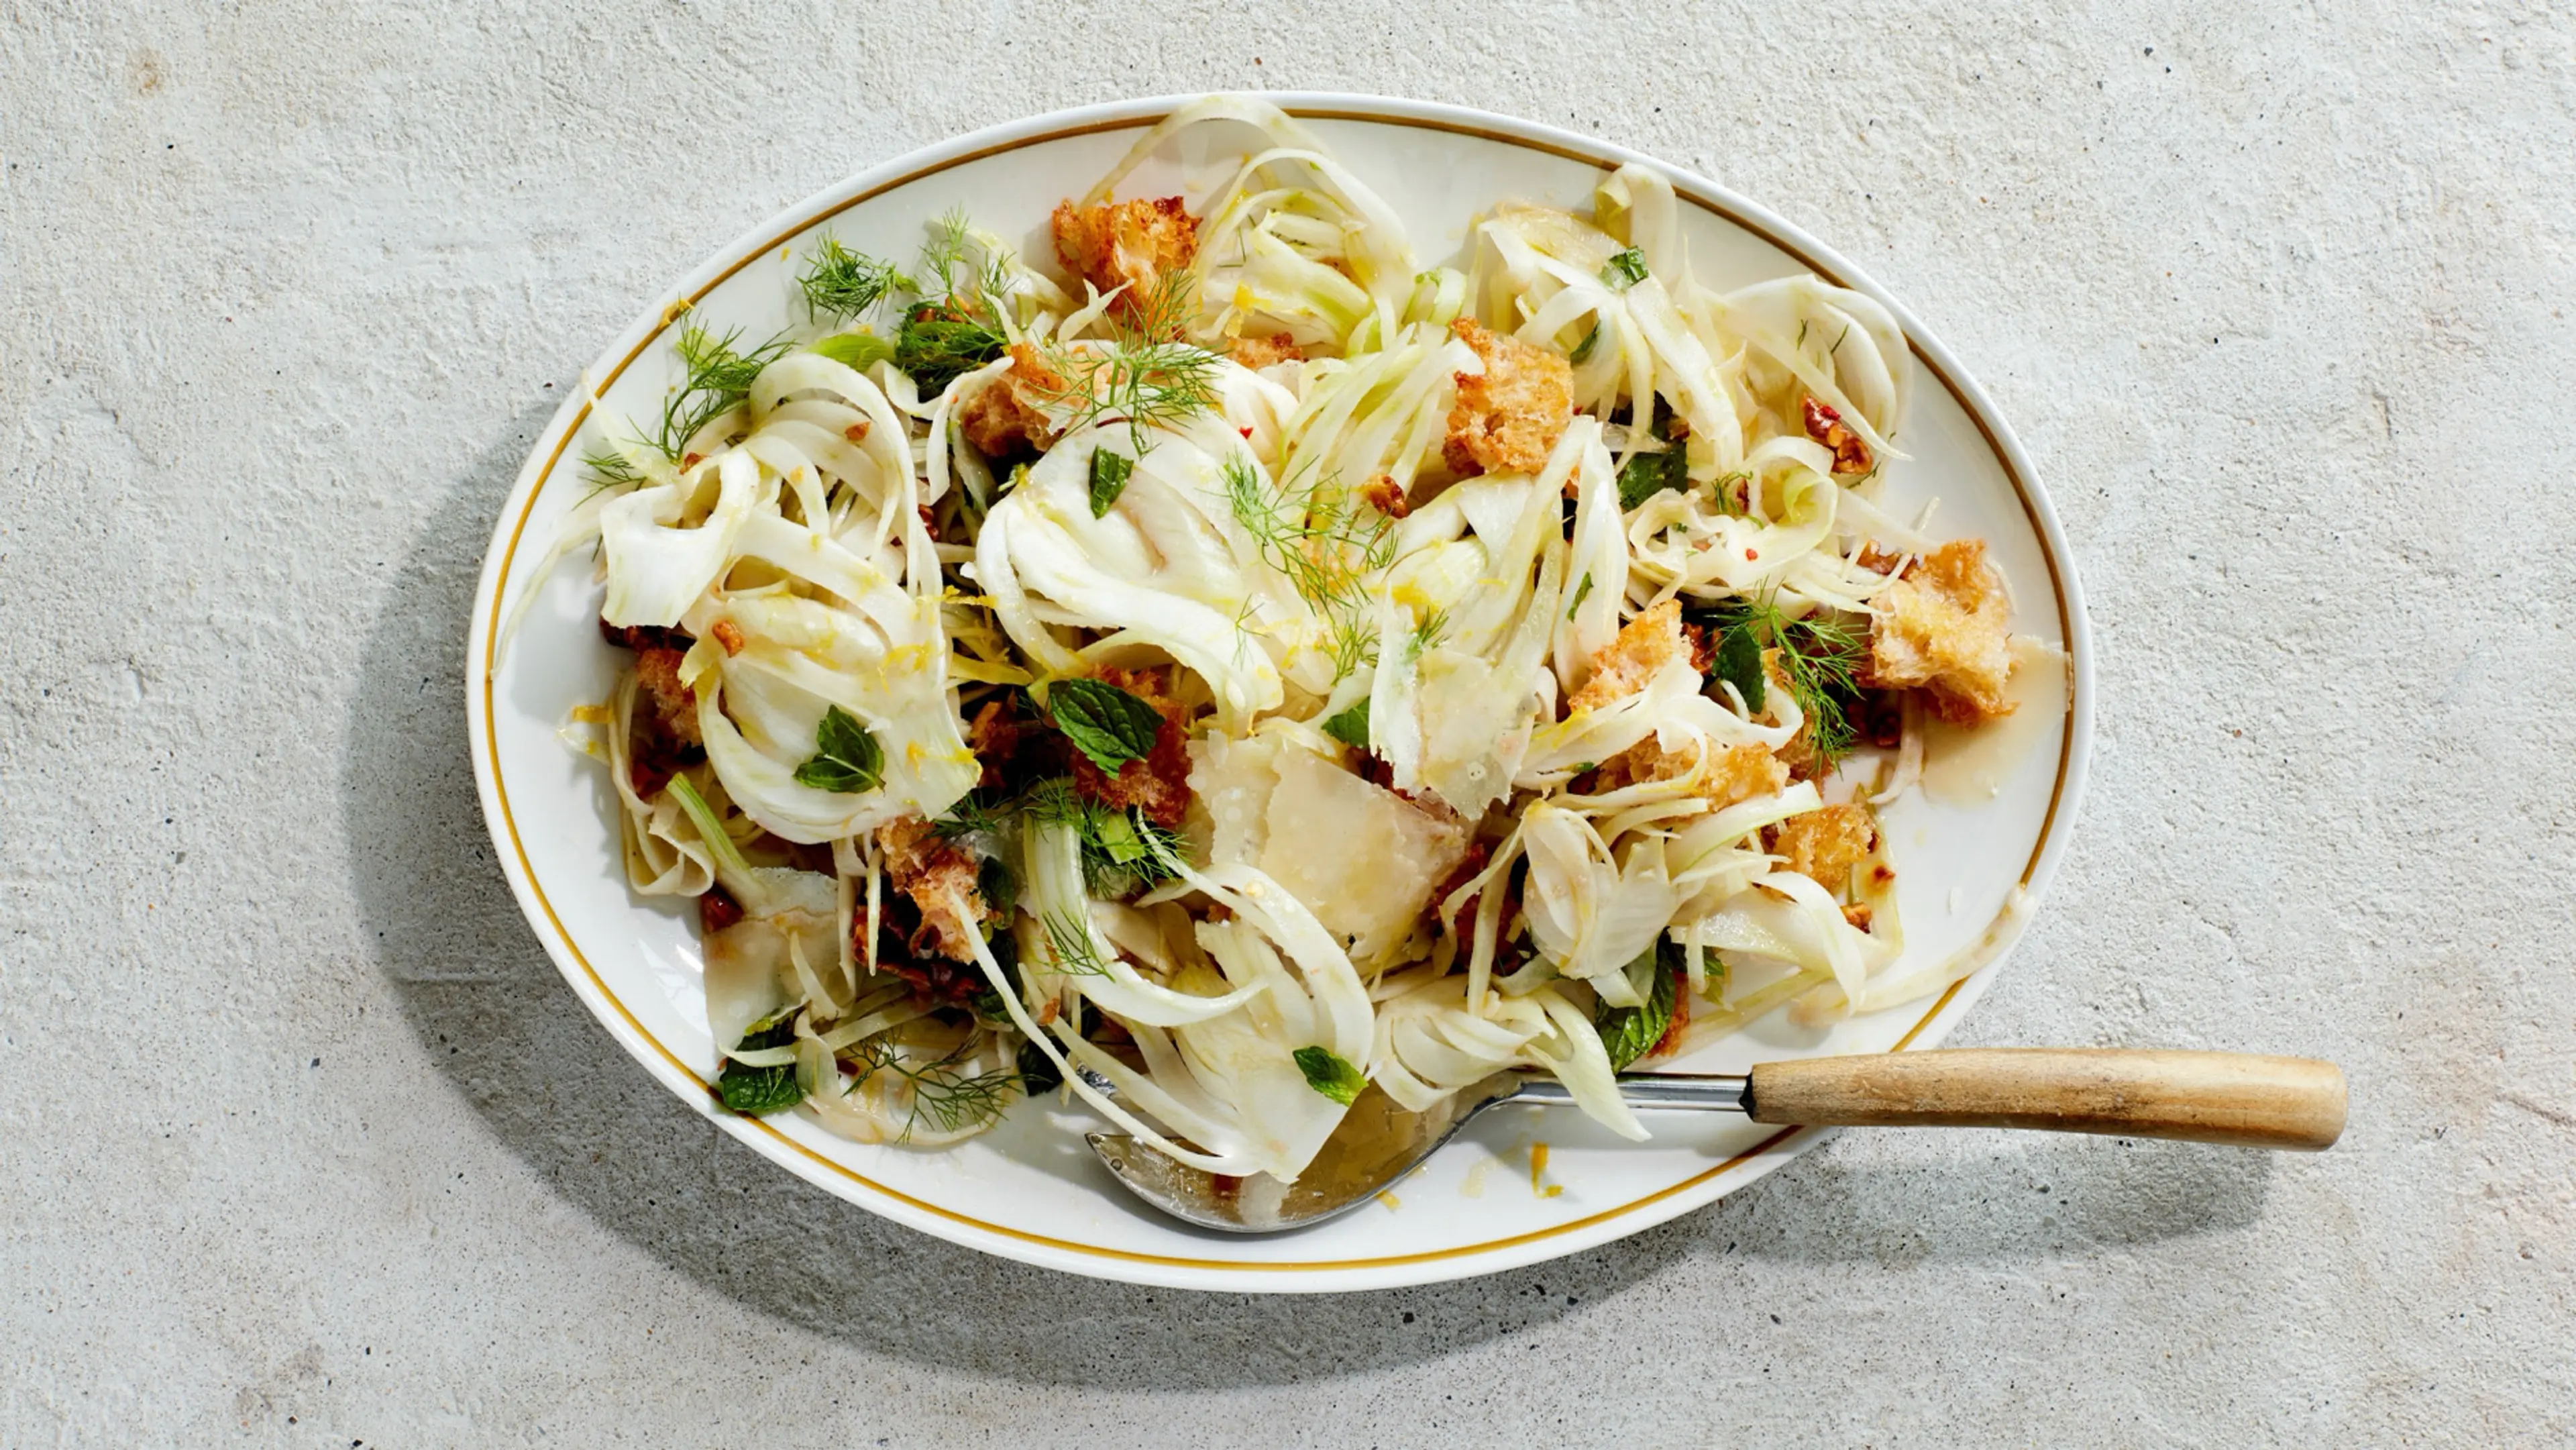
left=341, top=407, right=2257, bottom=1389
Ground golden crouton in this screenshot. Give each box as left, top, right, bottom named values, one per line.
left=632, top=645, right=700, bottom=747
left=1357, top=472, right=1410, bottom=519
left=1570, top=599, right=1688, bottom=713
left=874, top=816, right=991, bottom=964
left=955, top=342, right=1067, bottom=459
left=1443, top=317, right=1573, bottom=476
left=1768, top=804, right=1877, bottom=896
left=1228, top=332, right=1305, bottom=368
left=1868, top=539, right=2015, bottom=724
left=1592, top=738, right=1787, bottom=809
left=1050, top=197, right=1198, bottom=328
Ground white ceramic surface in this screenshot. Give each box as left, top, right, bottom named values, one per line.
left=466, top=93, right=2093, bottom=1294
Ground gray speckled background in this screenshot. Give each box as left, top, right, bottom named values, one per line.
left=5, top=1, right=2571, bottom=1443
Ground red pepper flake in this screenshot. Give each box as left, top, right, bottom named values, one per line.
left=1238, top=426, right=1254, bottom=439
left=1745, top=548, right=1759, bottom=560
left=682, top=452, right=704, bottom=468
left=697, top=884, right=745, bottom=935
left=843, top=420, right=871, bottom=444
left=1800, top=396, right=1874, bottom=476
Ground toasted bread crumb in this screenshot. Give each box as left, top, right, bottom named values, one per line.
left=1570, top=599, right=1687, bottom=713
left=1592, top=737, right=1787, bottom=809
left=1229, top=332, right=1304, bottom=368
left=957, top=342, right=1068, bottom=458
left=1869, top=539, right=2015, bottom=724
left=1443, top=318, right=1573, bottom=477
left=633, top=645, right=700, bottom=746
left=1051, top=197, right=1198, bottom=325
left=1358, top=472, right=1410, bottom=519
left=1768, top=803, right=1877, bottom=895
left=875, top=816, right=990, bottom=963
left=1067, top=666, right=1194, bottom=829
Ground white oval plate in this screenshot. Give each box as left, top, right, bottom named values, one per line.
left=467, top=93, right=2093, bottom=1293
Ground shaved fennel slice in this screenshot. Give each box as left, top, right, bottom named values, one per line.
left=1370, top=972, right=1644, bottom=1141
left=945, top=891, right=1250, bottom=1177
left=1020, top=818, right=1264, bottom=1028
left=701, top=868, right=840, bottom=1052
left=975, top=421, right=1290, bottom=727
left=1520, top=656, right=1800, bottom=786
left=687, top=578, right=975, bottom=844
left=1053, top=856, right=1383, bottom=1182
left=1552, top=420, right=1625, bottom=694
left=1711, top=276, right=1911, bottom=452
left=1518, top=803, right=1684, bottom=1000
left=1626, top=437, right=1841, bottom=602
left=596, top=672, right=715, bottom=898
left=599, top=450, right=767, bottom=628
left=1169, top=917, right=1358, bottom=1180
left=1369, top=439, right=1572, bottom=815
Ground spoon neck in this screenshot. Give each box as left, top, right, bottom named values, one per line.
left=1511, top=1072, right=1752, bottom=1113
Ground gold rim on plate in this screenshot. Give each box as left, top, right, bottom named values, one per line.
left=466, top=95, right=2091, bottom=1286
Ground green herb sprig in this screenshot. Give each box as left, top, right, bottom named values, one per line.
left=845, top=1037, right=1022, bottom=1139
left=716, top=1012, right=806, bottom=1115
left=1086, top=447, right=1135, bottom=517
left=1028, top=272, right=1222, bottom=454
left=1292, top=1046, right=1368, bottom=1106
left=1697, top=594, right=1868, bottom=769
left=1044, top=677, right=1164, bottom=774
left=1617, top=405, right=1691, bottom=512
left=1596, top=945, right=1679, bottom=1070
left=792, top=705, right=885, bottom=794
left=1038, top=911, right=1116, bottom=978
left=799, top=236, right=912, bottom=321
left=961, top=777, right=1184, bottom=900
left=1320, top=698, right=1372, bottom=751
left=1219, top=454, right=1394, bottom=685
left=660, top=324, right=793, bottom=462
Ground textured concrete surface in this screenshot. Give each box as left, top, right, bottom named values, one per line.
left=5, top=1, right=2572, bottom=1443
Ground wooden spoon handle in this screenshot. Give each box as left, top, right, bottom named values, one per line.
left=1745, top=1049, right=2347, bottom=1150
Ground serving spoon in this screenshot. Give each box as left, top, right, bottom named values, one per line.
left=1085, top=1048, right=2348, bottom=1233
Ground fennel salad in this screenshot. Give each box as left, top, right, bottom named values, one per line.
left=543, top=96, right=2031, bottom=1185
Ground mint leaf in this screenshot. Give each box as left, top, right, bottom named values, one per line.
left=1568, top=321, right=1601, bottom=364
left=1566, top=570, right=1594, bottom=621
left=792, top=705, right=883, bottom=794
left=1320, top=698, right=1371, bottom=750
left=717, top=1011, right=806, bottom=1115
left=1712, top=625, right=1766, bottom=712
left=1595, top=947, right=1678, bottom=1070
left=976, top=855, right=1018, bottom=919
left=1600, top=248, right=1648, bottom=291
left=1293, top=1045, right=1368, bottom=1106
left=717, top=1060, right=804, bottom=1115
left=1016, top=1040, right=1063, bottom=1095
left=1617, top=409, right=1690, bottom=511
left=1087, top=447, right=1135, bottom=517
left=1046, top=678, right=1163, bottom=773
